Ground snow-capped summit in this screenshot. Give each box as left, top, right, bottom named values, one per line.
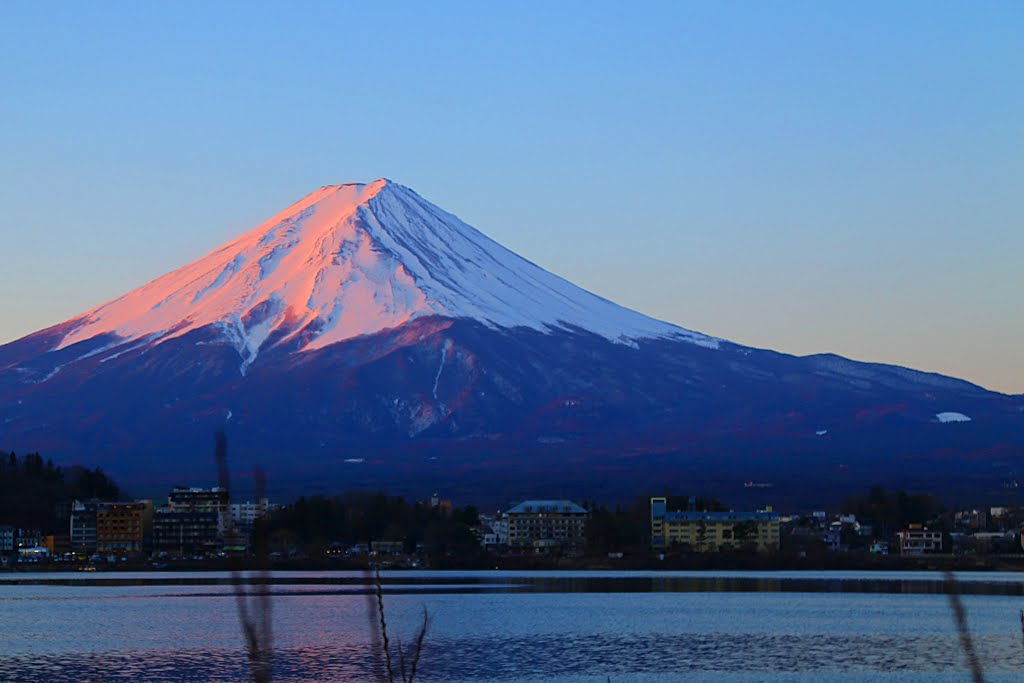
left=57, top=179, right=715, bottom=373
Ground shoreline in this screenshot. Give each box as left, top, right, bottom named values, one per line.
left=5, top=553, right=1024, bottom=574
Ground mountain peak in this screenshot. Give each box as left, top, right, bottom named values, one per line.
left=264, top=179, right=391, bottom=230
left=311, top=178, right=399, bottom=199
left=51, top=181, right=716, bottom=374
left=315, top=177, right=391, bottom=196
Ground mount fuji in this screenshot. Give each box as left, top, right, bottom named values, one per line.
left=1, top=180, right=1021, bottom=504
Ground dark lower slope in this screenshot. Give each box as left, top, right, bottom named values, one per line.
left=1, top=317, right=1021, bottom=506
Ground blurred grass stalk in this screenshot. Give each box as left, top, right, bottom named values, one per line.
left=216, top=429, right=428, bottom=683
left=218, top=431, right=273, bottom=683
left=945, top=570, right=985, bottom=683
left=368, top=566, right=429, bottom=683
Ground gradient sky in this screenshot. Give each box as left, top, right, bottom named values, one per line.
left=1, top=2, right=1021, bottom=393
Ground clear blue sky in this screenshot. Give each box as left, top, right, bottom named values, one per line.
left=1, top=1, right=1021, bottom=393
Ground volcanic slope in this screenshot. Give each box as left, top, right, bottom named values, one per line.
left=1, top=180, right=1020, bottom=504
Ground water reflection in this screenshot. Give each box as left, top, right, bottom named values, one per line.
left=4, top=571, right=1024, bottom=596
left=3, top=572, right=1024, bottom=682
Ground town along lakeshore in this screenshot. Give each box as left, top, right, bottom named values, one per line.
left=7, top=452, right=1024, bottom=573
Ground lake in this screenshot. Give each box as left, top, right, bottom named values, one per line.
left=2, top=570, right=1023, bottom=682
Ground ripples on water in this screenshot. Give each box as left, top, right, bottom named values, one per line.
left=2, top=572, right=1024, bottom=682
left=5, top=633, right=1024, bottom=682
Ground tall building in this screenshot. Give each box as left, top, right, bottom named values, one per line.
left=153, top=486, right=229, bottom=556
left=70, top=500, right=99, bottom=554
left=505, top=500, right=589, bottom=550
left=153, top=510, right=220, bottom=556
left=650, top=497, right=781, bottom=552
left=227, top=498, right=279, bottom=552
left=95, top=501, right=152, bottom=555
left=167, top=487, right=230, bottom=532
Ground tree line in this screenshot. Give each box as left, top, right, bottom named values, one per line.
left=0, top=451, right=122, bottom=532
left=264, top=492, right=484, bottom=560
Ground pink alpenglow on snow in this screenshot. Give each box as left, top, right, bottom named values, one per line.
left=55, top=179, right=717, bottom=375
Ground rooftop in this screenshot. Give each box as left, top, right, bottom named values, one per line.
left=656, top=511, right=780, bottom=523
left=507, top=500, right=588, bottom=515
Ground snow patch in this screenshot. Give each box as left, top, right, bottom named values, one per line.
left=99, top=335, right=160, bottom=363
left=936, top=412, right=971, bottom=423
left=36, top=365, right=65, bottom=383
left=219, top=310, right=278, bottom=376
left=432, top=339, right=453, bottom=400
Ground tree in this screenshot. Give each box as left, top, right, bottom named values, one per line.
left=841, top=485, right=945, bottom=536
left=732, top=521, right=759, bottom=551
left=696, top=520, right=708, bottom=552
left=0, top=451, right=122, bottom=532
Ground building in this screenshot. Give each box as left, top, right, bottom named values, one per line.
left=824, top=526, right=842, bottom=551
left=151, top=486, right=231, bottom=556
left=650, top=497, right=781, bottom=552
left=153, top=509, right=220, bottom=557
left=96, top=501, right=151, bottom=555
left=0, top=526, right=14, bottom=554
left=478, top=524, right=499, bottom=547
left=227, top=498, right=279, bottom=553
left=167, top=486, right=230, bottom=531
left=968, top=531, right=1017, bottom=553
left=427, top=492, right=453, bottom=517
left=505, top=500, right=589, bottom=550
left=44, top=534, right=71, bottom=557
left=15, top=528, right=42, bottom=551
left=896, top=526, right=942, bottom=554
left=70, top=500, right=100, bottom=554
left=954, top=509, right=987, bottom=531
left=492, top=517, right=509, bottom=546
left=229, top=498, right=278, bottom=527
left=477, top=514, right=508, bottom=548
left=370, top=540, right=405, bottom=555
left=18, top=546, right=49, bottom=563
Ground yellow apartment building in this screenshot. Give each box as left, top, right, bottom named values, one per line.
left=650, top=497, right=780, bottom=552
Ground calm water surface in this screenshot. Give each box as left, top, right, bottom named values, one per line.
left=2, top=570, right=1024, bottom=682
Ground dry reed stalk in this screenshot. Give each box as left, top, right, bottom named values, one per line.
left=944, top=570, right=985, bottom=683
left=217, top=430, right=273, bottom=683
left=369, top=567, right=430, bottom=683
